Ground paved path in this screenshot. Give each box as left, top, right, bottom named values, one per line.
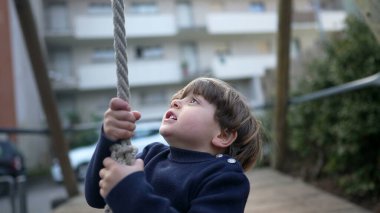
left=53, top=168, right=370, bottom=213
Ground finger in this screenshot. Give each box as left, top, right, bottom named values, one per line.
left=132, top=111, right=142, bottom=121
left=109, top=98, right=131, bottom=111
left=103, top=157, right=116, bottom=168
left=112, top=110, right=139, bottom=122
left=104, top=115, right=136, bottom=130
left=99, top=168, right=106, bottom=178
left=100, top=188, right=106, bottom=198
left=105, top=110, right=139, bottom=123
left=104, top=125, right=135, bottom=141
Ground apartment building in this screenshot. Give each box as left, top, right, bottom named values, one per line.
left=44, top=0, right=347, bottom=124
left=0, top=0, right=349, bottom=171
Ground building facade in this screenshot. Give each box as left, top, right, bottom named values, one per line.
left=1, top=0, right=350, bottom=171
left=1, top=0, right=353, bottom=171
left=43, top=0, right=347, bottom=126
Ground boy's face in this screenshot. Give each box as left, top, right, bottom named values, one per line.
left=160, top=92, right=221, bottom=153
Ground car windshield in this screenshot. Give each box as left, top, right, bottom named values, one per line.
left=133, top=129, right=159, bottom=139
left=0, top=142, right=15, bottom=159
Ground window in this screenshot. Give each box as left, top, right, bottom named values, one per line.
left=46, top=2, right=69, bottom=32
left=135, top=45, right=163, bottom=59
left=130, top=2, right=158, bottom=14
left=249, top=2, right=265, bottom=12
left=92, top=48, right=114, bottom=62
left=50, top=48, right=72, bottom=78
left=291, top=38, right=301, bottom=58
left=88, top=2, right=112, bottom=14
left=215, top=43, right=231, bottom=64
left=177, top=1, right=193, bottom=28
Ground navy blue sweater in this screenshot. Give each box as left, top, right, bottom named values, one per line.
left=85, top=132, right=250, bottom=212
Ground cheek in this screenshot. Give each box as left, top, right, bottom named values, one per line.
left=180, top=110, right=204, bottom=125
left=182, top=111, right=216, bottom=130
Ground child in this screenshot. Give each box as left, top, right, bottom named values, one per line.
left=85, top=77, right=262, bottom=212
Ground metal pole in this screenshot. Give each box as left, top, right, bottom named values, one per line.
left=0, top=176, right=16, bottom=213
left=17, top=175, right=28, bottom=213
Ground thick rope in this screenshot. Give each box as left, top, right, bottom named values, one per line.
left=105, top=0, right=136, bottom=212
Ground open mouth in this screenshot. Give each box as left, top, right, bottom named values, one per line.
left=165, top=111, right=177, bottom=120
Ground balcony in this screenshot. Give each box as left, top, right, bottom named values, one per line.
left=206, top=12, right=278, bottom=34
left=206, top=11, right=346, bottom=34
left=212, top=54, right=276, bottom=80
left=293, top=11, right=346, bottom=31
left=318, top=11, right=346, bottom=31
left=74, top=14, right=177, bottom=39
left=49, top=71, right=78, bottom=91
left=77, top=60, right=182, bottom=90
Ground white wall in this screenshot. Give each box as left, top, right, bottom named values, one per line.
left=9, top=0, right=51, bottom=170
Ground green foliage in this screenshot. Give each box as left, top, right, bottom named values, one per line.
left=288, top=16, right=380, bottom=201
left=69, top=129, right=98, bottom=149
left=65, top=111, right=101, bottom=149
left=66, top=111, right=81, bottom=126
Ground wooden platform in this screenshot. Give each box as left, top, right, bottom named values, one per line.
left=54, top=168, right=370, bottom=213
left=245, top=168, right=369, bottom=213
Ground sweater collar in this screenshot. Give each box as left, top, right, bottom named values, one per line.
left=168, top=146, right=215, bottom=163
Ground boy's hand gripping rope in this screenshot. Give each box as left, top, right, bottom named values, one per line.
left=105, top=0, right=137, bottom=212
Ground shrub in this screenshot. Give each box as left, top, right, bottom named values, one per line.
left=287, top=16, right=380, bottom=202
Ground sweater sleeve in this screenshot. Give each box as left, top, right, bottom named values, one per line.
left=105, top=172, right=181, bottom=213
left=84, top=127, right=115, bottom=208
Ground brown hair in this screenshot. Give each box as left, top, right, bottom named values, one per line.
left=172, top=77, right=262, bottom=171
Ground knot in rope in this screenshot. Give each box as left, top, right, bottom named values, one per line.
left=110, top=143, right=138, bottom=165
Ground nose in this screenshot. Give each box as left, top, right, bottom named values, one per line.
left=170, top=99, right=182, bottom=109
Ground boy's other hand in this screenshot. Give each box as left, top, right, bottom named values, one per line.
left=104, top=98, right=141, bottom=141
left=99, top=157, right=144, bottom=198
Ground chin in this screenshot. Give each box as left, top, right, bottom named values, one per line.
left=159, top=127, right=171, bottom=138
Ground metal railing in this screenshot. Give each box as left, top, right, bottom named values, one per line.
left=253, top=72, right=380, bottom=110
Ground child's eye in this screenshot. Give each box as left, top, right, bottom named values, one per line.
left=190, top=97, right=199, bottom=104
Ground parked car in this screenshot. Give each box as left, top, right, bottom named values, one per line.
left=0, top=140, right=26, bottom=196
left=0, top=140, right=25, bottom=177
left=51, top=121, right=167, bottom=182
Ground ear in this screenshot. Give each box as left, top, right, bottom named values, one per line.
left=211, top=129, right=237, bottom=148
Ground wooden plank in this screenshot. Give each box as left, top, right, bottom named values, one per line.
left=245, top=169, right=370, bottom=213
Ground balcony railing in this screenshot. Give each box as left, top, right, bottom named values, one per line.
left=206, top=11, right=346, bottom=34
left=77, top=60, right=182, bottom=90
left=206, top=12, right=278, bottom=34
left=318, top=11, right=346, bottom=31
left=47, top=10, right=346, bottom=38
left=212, top=54, right=276, bottom=80
left=49, top=71, right=78, bottom=90
left=73, top=14, right=177, bottom=39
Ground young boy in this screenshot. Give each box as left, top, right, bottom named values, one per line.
left=85, top=77, right=262, bottom=212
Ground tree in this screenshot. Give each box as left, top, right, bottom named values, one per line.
left=287, top=16, right=380, bottom=205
